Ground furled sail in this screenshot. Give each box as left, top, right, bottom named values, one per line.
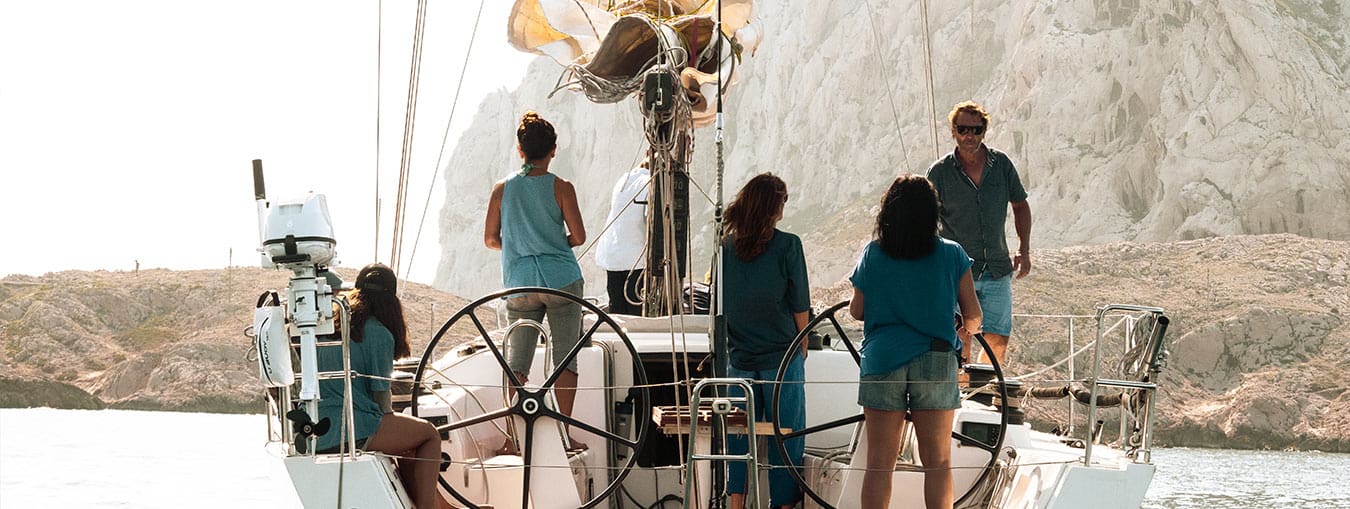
left=507, top=0, right=759, bottom=127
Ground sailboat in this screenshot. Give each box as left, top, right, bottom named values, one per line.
left=251, top=1, right=1173, bottom=507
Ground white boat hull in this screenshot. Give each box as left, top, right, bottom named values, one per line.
left=284, top=454, right=411, bottom=509
left=273, top=309, right=1167, bottom=509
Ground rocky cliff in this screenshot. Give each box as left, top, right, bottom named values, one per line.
left=0, top=268, right=469, bottom=413
left=812, top=234, right=1349, bottom=452
left=3, top=235, right=1346, bottom=451
left=432, top=0, right=1350, bottom=300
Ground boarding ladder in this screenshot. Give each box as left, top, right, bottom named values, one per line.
left=684, top=378, right=762, bottom=508
left=1083, top=304, right=1168, bottom=465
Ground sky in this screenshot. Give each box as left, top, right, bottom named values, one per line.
left=0, top=0, right=535, bottom=284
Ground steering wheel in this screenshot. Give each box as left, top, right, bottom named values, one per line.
left=410, top=287, right=651, bottom=509
left=770, top=300, right=1010, bottom=509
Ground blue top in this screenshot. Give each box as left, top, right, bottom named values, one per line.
left=316, top=318, right=394, bottom=452
left=926, top=145, right=1027, bottom=279
left=500, top=172, right=583, bottom=290
left=723, top=230, right=812, bottom=371
left=849, top=238, right=972, bottom=376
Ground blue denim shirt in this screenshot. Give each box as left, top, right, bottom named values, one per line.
left=926, top=145, right=1027, bottom=279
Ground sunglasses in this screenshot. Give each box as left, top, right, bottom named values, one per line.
left=955, top=125, right=986, bottom=135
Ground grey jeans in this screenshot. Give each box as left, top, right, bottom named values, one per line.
left=504, top=279, right=586, bottom=376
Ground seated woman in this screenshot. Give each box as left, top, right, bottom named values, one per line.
left=849, top=175, right=982, bottom=509
left=315, top=263, right=449, bottom=509
left=721, top=173, right=810, bottom=509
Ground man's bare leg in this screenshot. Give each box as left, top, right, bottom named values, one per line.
left=982, top=333, right=1009, bottom=367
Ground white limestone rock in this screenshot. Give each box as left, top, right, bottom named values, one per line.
left=434, top=0, right=1350, bottom=299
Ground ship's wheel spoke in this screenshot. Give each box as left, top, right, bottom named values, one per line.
left=540, top=320, right=603, bottom=390
left=780, top=413, right=865, bottom=442
left=548, top=409, right=640, bottom=450
left=520, top=421, right=536, bottom=508
left=434, top=407, right=513, bottom=434
left=467, top=312, right=524, bottom=388
left=412, top=287, right=652, bottom=509
left=825, top=314, right=862, bottom=365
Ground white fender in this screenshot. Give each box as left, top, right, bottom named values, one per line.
left=254, top=291, right=294, bottom=387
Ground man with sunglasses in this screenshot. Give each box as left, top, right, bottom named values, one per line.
left=926, top=100, right=1032, bottom=367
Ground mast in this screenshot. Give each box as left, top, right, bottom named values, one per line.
left=710, top=0, right=730, bottom=506
left=640, top=21, right=693, bottom=317
left=711, top=0, right=728, bottom=381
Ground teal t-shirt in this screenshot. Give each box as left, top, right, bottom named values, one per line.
left=849, top=238, right=972, bottom=376
left=500, top=172, right=584, bottom=290
left=723, top=230, right=812, bottom=371
left=315, top=318, right=394, bottom=452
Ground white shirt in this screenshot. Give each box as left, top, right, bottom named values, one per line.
left=595, top=165, right=650, bottom=271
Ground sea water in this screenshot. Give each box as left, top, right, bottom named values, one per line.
left=0, top=408, right=301, bottom=508
left=1, top=408, right=1347, bottom=508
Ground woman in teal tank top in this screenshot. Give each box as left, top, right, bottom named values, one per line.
left=483, top=111, right=588, bottom=452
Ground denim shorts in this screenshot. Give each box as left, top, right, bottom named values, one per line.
left=974, top=273, right=1013, bottom=336
left=857, top=351, right=960, bottom=412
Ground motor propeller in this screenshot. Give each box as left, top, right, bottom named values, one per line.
left=286, top=408, right=331, bottom=438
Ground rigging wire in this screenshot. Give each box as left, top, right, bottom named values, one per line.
left=861, top=0, right=913, bottom=173
left=968, top=0, right=976, bottom=95
left=920, top=0, right=941, bottom=159
left=403, top=0, right=488, bottom=284
left=390, top=0, right=430, bottom=275
left=374, top=0, right=384, bottom=262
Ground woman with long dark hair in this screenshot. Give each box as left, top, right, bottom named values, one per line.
left=484, top=110, right=588, bottom=452
left=721, top=173, right=810, bottom=509
left=848, top=175, right=982, bottom=509
left=315, top=263, right=448, bottom=509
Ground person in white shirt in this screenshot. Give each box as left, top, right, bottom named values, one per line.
left=595, top=158, right=651, bottom=315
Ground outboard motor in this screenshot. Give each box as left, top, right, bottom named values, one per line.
left=253, top=160, right=339, bottom=404
left=260, top=192, right=339, bottom=402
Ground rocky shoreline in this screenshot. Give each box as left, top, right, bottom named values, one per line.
left=3, top=235, right=1347, bottom=452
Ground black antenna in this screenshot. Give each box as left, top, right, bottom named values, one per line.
left=252, top=159, right=267, bottom=200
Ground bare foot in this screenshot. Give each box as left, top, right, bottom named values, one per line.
left=495, top=439, right=519, bottom=456
left=566, top=437, right=589, bottom=452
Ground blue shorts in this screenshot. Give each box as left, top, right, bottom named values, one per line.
left=857, top=351, right=960, bottom=412
left=974, top=273, right=1013, bottom=336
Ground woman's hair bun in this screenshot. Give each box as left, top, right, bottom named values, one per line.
left=517, top=110, right=557, bottom=160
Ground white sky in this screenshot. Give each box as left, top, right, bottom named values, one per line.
left=0, top=0, right=535, bottom=284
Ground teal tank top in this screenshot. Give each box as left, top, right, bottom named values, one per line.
left=500, top=172, right=583, bottom=289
